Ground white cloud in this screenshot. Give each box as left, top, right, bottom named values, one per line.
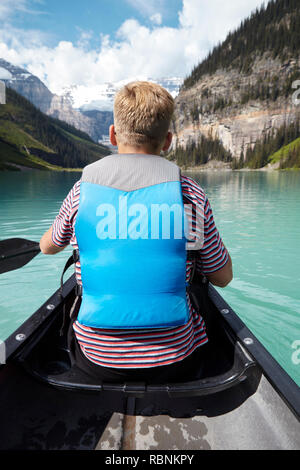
left=179, top=0, right=265, bottom=47
left=0, top=0, right=266, bottom=95
left=150, top=13, right=162, bottom=26
left=75, top=29, right=94, bottom=49
left=125, top=0, right=165, bottom=18
left=0, top=0, right=27, bottom=20
left=0, top=0, right=45, bottom=21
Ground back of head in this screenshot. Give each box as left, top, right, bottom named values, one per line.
left=114, top=81, right=174, bottom=151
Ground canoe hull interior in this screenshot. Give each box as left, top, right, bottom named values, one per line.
left=0, top=274, right=299, bottom=450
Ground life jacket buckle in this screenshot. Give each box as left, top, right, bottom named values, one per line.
left=75, top=284, right=83, bottom=297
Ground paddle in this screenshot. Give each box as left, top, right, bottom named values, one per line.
left=0, top=238, right=40, bottom=274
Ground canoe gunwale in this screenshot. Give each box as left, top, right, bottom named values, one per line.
left=3, top=275, right=76, bottom=361
left=208, top=285, right=300, bottom=421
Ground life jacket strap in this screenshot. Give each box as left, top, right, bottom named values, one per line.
left=187, top=250, right=197, bottom=284
left=73, top=249, right=79, bottom=263
left=59, top=249, right=80, bottom=336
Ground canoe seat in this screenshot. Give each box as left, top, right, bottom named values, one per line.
left=21, top=327, right=258, bottom=399
left=15, top=274, right=259, bottom=403
left=54, top=344, right=255, bottom=398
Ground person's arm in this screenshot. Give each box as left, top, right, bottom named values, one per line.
left=205, top=253, right=233, bottom=288
left=40, top=181, right=80, bottom=256
left=197, top=196, right=233, bottom=288
left=40, top=226, right=66, bottom=255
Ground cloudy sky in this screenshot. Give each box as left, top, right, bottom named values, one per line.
left=0, top=0, right=267, bottom=94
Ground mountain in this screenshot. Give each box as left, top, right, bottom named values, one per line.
left=0, top=87, right=110, bottom=171
left=62, top=77, right=183, bottom=142
left=172, top=0, right=300, bottom=169
left=0, top=59, right=53, bottom=113
left=0, top=59, right=95, bottom=138
left=79, top=110, right=114, bottom=143
left=0, top=59, right=183, bottom=144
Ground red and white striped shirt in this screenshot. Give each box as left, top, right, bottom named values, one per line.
left=52, top=174, right=229, bottom=368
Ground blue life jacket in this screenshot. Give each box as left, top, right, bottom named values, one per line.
left=75, top=154, right=190, bottom=329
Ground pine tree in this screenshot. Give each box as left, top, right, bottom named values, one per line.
left=182, top=0, right=300, bottom=91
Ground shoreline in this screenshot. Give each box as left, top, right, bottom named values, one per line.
left=180, top=161, right=300, bottom=173
left=183, top=167, right=300, bottom=172
left=0, top=164, right=83, bottom=173
left=1, top=160, right=299, bottom=173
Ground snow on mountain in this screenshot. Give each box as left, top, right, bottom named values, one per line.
left=62, top=77, right=183, bottom=112
left=0, top=66, right=13, bottom=80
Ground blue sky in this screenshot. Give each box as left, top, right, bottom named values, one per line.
left=10, top=0, right=183, bottom=47
left=0, top=0, right=267, bottom=95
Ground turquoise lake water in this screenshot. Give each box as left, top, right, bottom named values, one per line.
left=0, top=169, right=299, bottom=385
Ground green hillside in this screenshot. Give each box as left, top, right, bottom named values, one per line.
left=0, top=87, right=110, bottom=171
left=269, top=137, right=300, bottom=169
left=234, top=116, right=300, bottom=170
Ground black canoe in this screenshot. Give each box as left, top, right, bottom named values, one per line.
left=0, top=272, right=299, bottom=450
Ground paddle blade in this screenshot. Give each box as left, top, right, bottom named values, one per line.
left=0, top=238, right=40, bottom=274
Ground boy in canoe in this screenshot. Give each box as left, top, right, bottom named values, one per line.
left=40, top=81, right=232, bottom=382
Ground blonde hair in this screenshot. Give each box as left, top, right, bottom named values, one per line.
left=114, top=81, right=174, bottom=150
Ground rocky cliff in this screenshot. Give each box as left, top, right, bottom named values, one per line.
left=80, top=109, right=114, bottom=142
left=173, top=55, right=300, bottom=160
left=47, top=94, right=94, bottom=137
left=172, top=0, right=300, bottom=164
